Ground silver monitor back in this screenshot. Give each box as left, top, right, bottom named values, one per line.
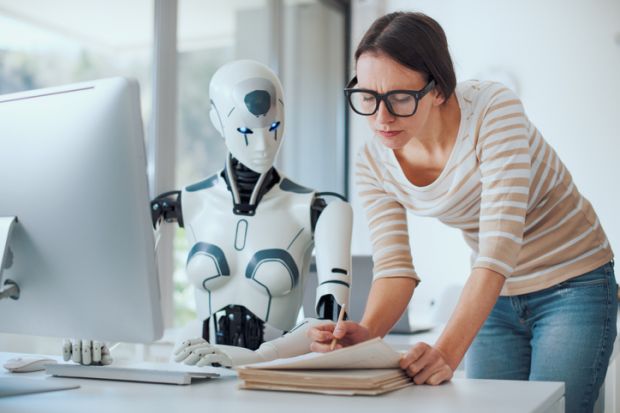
left=0, top=78, right=163, bottom=343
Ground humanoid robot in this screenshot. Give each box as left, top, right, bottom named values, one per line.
left=160, top=59, right=354, bottom=366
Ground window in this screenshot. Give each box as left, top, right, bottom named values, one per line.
left=0, top=0, right=153, bottom=123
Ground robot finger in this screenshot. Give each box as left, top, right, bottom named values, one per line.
left=173, top=342, right=210, bottom=362
left=196, top=353, right=232, bottom=368
left=173, top=348, right=192, bottom=363
left=100, top=349, right=113, bottom=366
left=92, top=341, right=103, bottom=363
left=81, top=340, right=92, bottom=365
left=173, top=344, right=200, bottom=363
left=192, top=346, right=219, bottom=358
left=182, top=343, right=218, bottom=365
left=182, top=351, right=202, bottom=366
left=181, top=338, right=208, bottom=350
left=72, top=339, right=82, bottom=363
left=173, top=338, right=207, bottom=356
left=62, top=339, right=73, bottom=361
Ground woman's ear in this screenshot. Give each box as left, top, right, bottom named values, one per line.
left=432, top=88, right=446, bottom=106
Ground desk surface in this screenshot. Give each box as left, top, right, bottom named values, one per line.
left=0, top=352, right=564, bottom=413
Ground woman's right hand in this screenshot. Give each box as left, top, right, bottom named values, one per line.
left=307, top=321, right=371, bottom=352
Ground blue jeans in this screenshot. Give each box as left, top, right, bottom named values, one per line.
left=465, top=262, right=617, bottom=413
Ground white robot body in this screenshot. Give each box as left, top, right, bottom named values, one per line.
left=156, top=59, right=353, bottom=363
left=184, top=172, right=318, bottom=332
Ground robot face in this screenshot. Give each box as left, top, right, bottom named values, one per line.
left=209, top=61, right=285, bottom=173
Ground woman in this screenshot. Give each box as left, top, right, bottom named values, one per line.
left=308, top=11, right=616, bottom=413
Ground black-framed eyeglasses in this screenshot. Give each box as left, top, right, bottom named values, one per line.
left=344, top=76, right=436, bottom=117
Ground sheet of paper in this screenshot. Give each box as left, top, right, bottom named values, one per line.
left=241, top=337, right=402, bottom=370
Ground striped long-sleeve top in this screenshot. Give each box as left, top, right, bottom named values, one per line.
left=356, top=80, right=613, bottom=296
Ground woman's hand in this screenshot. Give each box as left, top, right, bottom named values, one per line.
left=307, top=321, right=371, bottom=352
left=399, top=342, right=454, bottom=385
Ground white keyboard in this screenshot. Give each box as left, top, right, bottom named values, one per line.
left=46, top=362, right=220, bottom=385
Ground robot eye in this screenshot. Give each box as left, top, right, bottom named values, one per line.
left=269, top=121, right=281, bottom=132
left=237, top=127, right=254, bottom=134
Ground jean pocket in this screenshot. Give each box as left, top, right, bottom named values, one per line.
left=556, top=266, right=610, bottom=289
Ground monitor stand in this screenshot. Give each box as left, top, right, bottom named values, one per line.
left=1, top=217, right=61, bottom=399
left=0, top=216, right=20, bottom=301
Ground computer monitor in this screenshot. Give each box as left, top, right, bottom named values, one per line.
left=0, top=77, right=163, bottom=343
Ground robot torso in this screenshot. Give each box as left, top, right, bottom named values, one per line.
left=181, top=172, right=316, bottom=331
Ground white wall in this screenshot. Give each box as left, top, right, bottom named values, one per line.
left=349, top=0, right=620, bottom=322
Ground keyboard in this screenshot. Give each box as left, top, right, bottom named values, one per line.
left=45, top=362, right=220, bottom=385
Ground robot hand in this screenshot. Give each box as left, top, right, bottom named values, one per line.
left=62, top=339, right=112, bottom=365
left=173, top=338, right=233, bottom=367
left=173, top=338, right=263, bottom=368
left=174, top=318, right=325, bottom=368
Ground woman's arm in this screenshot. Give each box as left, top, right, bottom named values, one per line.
left=360, top=276, right=417, bottom=338
left=436, top=267, right=504, bottom=368
left=400, top=267, right=505, bottom=384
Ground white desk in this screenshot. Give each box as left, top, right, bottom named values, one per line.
left=386, top=318, right=620, bottom=412
left=0, top=352, right=564, bottom=413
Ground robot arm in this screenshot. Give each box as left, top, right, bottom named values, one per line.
left=173, top=318, right=325, bottom=367
left=255, top=318, right=326, bottom=360
left=151, top=190, right=184, bottom=229
left=313, top=197, right=353, bottom=321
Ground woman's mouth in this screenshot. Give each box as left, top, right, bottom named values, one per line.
left=377, top=130, right=402, bottom=138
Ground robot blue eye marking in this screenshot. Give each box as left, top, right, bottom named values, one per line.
left=269, top=121, right=280, bottom=132
left=237, top=127, right=253, bottom=145
left=237, top=127, right=254, bottom=134
left=244, top=90, right=271, bottom=117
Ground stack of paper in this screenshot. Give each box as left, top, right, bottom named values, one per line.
left=237, top=338, right=413, bottom=396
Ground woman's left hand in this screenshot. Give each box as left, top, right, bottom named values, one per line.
left=399, top=342, right=454, bottom=385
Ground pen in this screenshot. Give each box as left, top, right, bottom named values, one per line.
left=330, top=304, right=347, bottom=351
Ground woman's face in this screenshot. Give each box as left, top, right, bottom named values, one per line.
left=355, top=52, right=441, bottom=150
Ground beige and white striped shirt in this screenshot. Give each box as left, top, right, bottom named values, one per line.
left=356, top=80, right=613, bottom=296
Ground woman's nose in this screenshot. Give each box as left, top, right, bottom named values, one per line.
left=374, top=100, right=394, bottom=124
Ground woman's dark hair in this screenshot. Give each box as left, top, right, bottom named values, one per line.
left=354, top=12, right=456, bottom=100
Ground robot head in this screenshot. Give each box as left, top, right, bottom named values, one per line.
left=209, top=60, right=285, bottom=174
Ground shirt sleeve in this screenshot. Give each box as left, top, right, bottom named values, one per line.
left=473, top=85, right=531, bottom=277
left=355, top=145, right=420, bottom=282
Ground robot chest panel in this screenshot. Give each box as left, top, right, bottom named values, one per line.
left=185, top=196, right=313, bottom=297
